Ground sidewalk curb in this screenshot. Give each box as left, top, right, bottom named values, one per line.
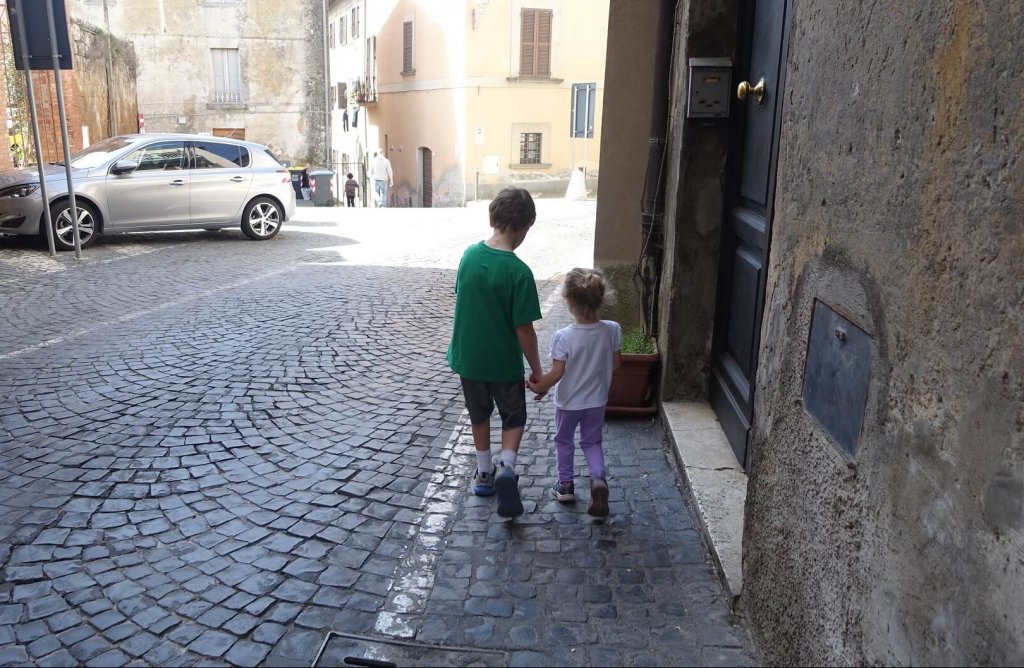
left=660, top=401, right=746, bottom=600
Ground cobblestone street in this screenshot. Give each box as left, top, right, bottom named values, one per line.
left=0, top=201, right=752, bottom=666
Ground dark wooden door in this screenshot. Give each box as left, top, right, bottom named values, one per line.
left=421, top=148, right=433, bottom=208
left=711, top=0, right=791, bottom=471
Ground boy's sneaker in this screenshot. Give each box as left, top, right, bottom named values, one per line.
left=552, top=480, right=575, bottom=503
left=588, top=478, right=609, bottom=517
left=474, top=466, right=496, bottom=496
left=494, top=464, right=524, bottom=518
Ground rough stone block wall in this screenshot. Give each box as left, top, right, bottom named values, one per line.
left=656, top=0, right=736, bottom=401
left=744, top=2, right=1024, bottom=665
left=72, top=19, right=139, bottom=142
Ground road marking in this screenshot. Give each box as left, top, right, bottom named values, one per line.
left=0, top=264, right=296, bottom=363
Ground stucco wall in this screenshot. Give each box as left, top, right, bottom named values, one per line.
left=366, top=0, right=607, bottom=206
left=744, top=2, right=1024, bottom=665
left=591, top=0, right=658, bottom=331
left=73, top=0, right=326, bottom=166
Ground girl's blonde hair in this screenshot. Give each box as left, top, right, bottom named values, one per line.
left=562, top=268, right=608, bottom=318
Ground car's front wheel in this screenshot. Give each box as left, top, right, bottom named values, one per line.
left=240, top=197, right=283, bottom=240
left=50, top=199, right=99, bottom=251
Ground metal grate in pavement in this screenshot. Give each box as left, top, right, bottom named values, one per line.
left=311, top=631, right=508, bottom=668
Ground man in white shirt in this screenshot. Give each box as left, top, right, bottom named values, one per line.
left=370, top=151, right=394, bottom=208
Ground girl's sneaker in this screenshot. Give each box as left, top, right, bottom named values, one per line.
left=552, top=481, right=575, bottom=503
left=588, top=478, right=609, bottom=517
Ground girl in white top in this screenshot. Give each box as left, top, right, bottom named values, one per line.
left=528, top=268, right=621, bottom=517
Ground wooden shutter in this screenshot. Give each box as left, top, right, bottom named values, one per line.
left=536, top=10, right=551, bottom=76
left=403, top=21, right=413, bottom=73
left=520, top=9, right=551, bottom=77
left=519, top=9, right=536, bottom=76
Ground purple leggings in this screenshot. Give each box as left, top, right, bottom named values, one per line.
left=553, top=406, right=606, bottom=483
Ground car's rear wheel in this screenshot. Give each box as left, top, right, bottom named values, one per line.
left=50, top=200, right=98, bottom=251
left=240, top=197, right=282, bottom=240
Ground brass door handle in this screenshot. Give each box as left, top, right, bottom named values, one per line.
left=737, top=77, right=766, bottom=104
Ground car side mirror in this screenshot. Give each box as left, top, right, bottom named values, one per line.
left=111, top=159, right=139, bottom=175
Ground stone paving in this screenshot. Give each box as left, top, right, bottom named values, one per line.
left=0, top=205, right=753, bottom=666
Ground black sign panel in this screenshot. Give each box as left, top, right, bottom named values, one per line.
left=7, top=0, right=73, bottom=71
left=802, top=300, right=874, bottom=460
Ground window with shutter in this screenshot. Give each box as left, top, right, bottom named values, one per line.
left=519, top=9, right=552, bottom=77
left=340, top=16, right=347, bottom=45
left=352, top=7, right=360, bottom=39
left=402, top=21, right=414, bottom=75
left=211, top=48, right=241, bottom=103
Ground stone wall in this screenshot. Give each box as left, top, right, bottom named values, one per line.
left=655, top=0, right=736, bottom=401
left=72, top=19, right=138, bottom=143
left=71, top=0, right=326, bottom=166
left=743, top=1, right=1024, bottom=665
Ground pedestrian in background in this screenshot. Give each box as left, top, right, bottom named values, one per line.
left=10, top=144, right=23, bottom=168
left=370, top=151, right=393, bottom=208
left=447, top=187, right=543, bottom=518
left=344, top=172, right=359, bottom=207
left=527, top=268, right=621, bottom=517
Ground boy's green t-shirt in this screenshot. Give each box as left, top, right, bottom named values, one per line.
left=447, top=241, right=542, bottom=382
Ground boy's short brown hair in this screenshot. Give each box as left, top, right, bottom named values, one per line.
left=488, top=187, right=536, bottom=232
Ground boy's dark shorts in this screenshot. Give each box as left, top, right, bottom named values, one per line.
left=460, top=377, right=527, bottom=430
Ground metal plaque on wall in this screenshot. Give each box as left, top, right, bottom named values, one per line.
left=802, top=300, right=874, bottom=460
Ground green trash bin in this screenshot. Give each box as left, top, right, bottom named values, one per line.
left=308, top=169, right=336, bottom=207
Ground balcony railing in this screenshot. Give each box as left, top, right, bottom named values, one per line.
left=211, top=91, right=243, bottom=104
left=353, top=75, right=376, bottom=104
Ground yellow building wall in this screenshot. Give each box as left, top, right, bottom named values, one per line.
left=368, top=0, right=608, bottom=206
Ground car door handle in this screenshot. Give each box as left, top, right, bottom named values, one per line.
left=230, top=176, right=245, bottom=182
left=168, top=180, right=186, bottom=186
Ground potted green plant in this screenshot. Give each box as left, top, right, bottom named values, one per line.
left=606, top=327, right=658, bottom=416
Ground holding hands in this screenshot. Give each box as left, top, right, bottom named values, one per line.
left=527, top=359, right=566, bottom=401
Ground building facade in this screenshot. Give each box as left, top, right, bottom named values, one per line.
left=597, top=0, right=1024, bottom=664
left=328, top=0, right=608, bottom=207
left=1, top=3, right=138, bottom=167
left=72, top=0, right=327, bottom=166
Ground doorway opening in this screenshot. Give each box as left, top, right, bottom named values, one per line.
left=419, top=146, right=433, bottom=208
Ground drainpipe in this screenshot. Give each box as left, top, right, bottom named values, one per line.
left=322, top=0, right=331, bottom=169
left=638, top=0, right=676, bottom=334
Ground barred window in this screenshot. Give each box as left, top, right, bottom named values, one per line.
left=519, top=132, right=542, bottom=165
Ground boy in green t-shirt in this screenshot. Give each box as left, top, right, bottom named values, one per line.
left=447, top=187, right=543, bottom=518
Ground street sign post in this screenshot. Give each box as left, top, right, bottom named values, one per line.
left=7, top=0, right=82, bottom=258
left=570, top=82, right=596, bottom=182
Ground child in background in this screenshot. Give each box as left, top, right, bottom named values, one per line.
left=344, top=173, right=359, bottom=207
left=447, top=187, right=544, bottom=518
left=527, top=268, right=621, bottom=517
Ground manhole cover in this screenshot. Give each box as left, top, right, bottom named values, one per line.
left=313, top=631, right=508, bottom=668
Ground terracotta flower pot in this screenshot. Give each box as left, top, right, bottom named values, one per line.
left=606, top=343, right=659, bottom=416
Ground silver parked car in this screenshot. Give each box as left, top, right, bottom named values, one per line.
left=0, top=133, right=296, bottom=250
